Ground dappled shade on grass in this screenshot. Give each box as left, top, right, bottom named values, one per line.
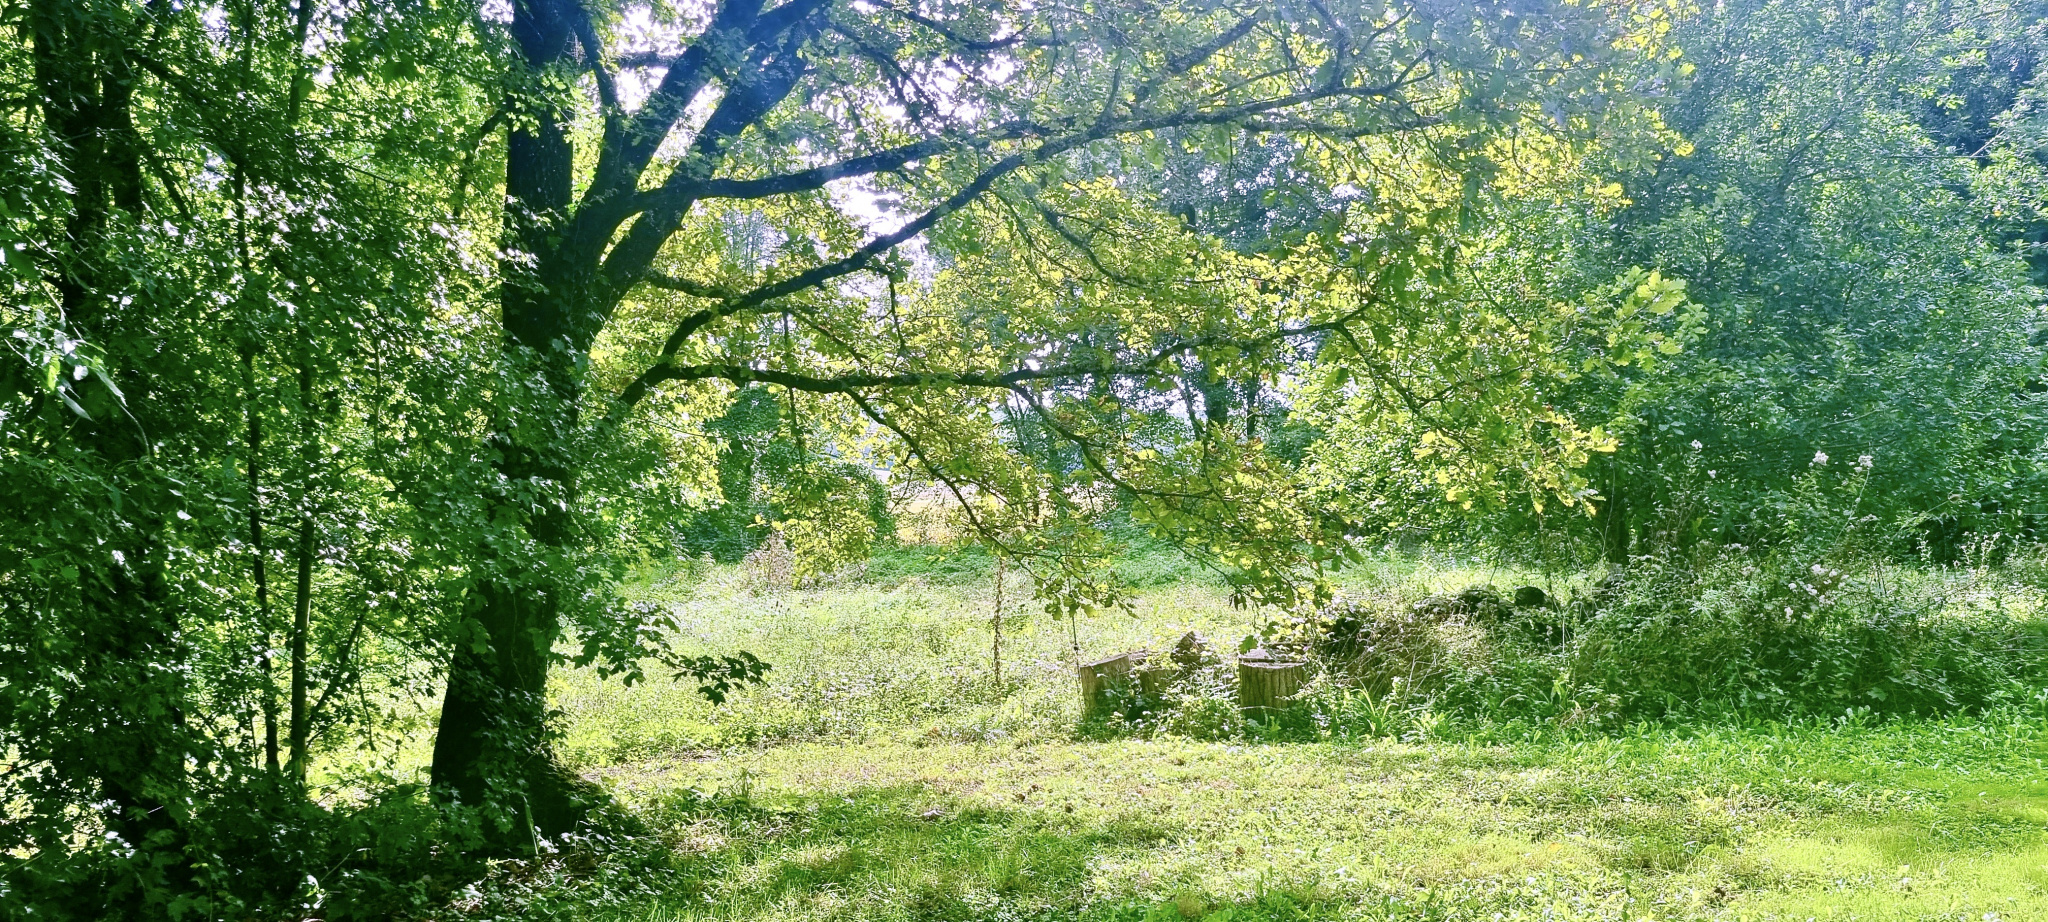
left=557, top=722, right=2048, bottom=921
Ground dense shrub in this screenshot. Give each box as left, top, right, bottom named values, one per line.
left=1277, top=549, right=2048, bottom=736
left=1563, top=549, right=2048, bottom=720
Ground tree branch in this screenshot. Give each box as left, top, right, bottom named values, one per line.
left=611, top=61, right=1430, bottom=403
left=571, top=5, right=621, bottom=113
left=840, top=389, right=1010, bottom=553
left=885, top=6, right=1055, bottom=52
left=584, top=0, right=829, bottom=217
left=691, top=136, right=958, bottom=200
left=610, top=297, right=1375, bottom=425
left=642, top=270, right=735, bottom=300
left=595, top=18, right=818, bottom=295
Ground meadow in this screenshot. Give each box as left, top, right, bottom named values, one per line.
left=423, top=547, right=2048, bottom=921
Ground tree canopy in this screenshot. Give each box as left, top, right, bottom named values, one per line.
left=3, top=0, right=2045, bottom=916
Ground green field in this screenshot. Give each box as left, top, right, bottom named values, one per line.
left=441, top=553, right=2048, bottom=921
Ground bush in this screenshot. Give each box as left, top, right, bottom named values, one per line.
left=1561, top=547, right=2048, bottom=720
left=1265, top=547, right=2048, bottom=736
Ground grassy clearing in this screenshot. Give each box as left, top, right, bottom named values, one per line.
left=559, top=547, right=1557, bottom=763
left=487, top=551, right=2048, bottom=921
left=583, top=723, right=2048, bottom=921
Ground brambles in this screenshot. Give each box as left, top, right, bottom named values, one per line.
left=1123, top=551, right=2048, bottom=738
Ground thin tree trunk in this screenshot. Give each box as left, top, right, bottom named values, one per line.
left=281, top=0, right=319, bottom=786
left=1600, top=461, right=1631, bottom=565
left=288, top=348, right=314, bottom=782
left=1243, top=376, right=1258, bottom=440
left=992, top=554, right=1005, bottom=686
left=245, top=349, right=281, bottom=773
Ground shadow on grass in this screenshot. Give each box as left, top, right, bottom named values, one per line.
left=576, top=782, right=1356, bottom=922
left=497, top=721, right=2048, bottom=921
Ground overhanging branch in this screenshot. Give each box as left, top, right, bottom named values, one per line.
left=607, top=300, right=1376, bottom=425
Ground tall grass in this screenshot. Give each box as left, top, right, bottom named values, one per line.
left=570, top=540, right=2048, bottom=764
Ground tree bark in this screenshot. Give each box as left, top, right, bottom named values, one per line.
left=428, top=0, right=593, bottom=852
left=991, top=555, right=1005, bottom=687
left=287, top=339, right=314, bottom=783
left=245, top=349, right=282, bottom=773
left=1077, top=651, right=1168, bottom=719
left=1236, top=649, right=1306, bottom=715
left=30, top=0, right=189, bottom=900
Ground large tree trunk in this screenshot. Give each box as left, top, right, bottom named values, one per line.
left=428, top=0, right=594, bottom=853
left=428, top=537, right=579, bottom=849
left=30, top=0, right=191, bottom=903
left=425, top=277, right=599, bottom=851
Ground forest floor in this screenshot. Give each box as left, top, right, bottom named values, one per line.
left=475, top=550, right=2048, bottom=921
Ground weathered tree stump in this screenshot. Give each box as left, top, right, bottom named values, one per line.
left=1171, top=631, right=1217, bottom=675
left=1077, top=650, right=1167, bottom=719
left=1236, top=648, right=1306, bottom=714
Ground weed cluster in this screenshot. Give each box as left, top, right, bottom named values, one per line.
left=1229, top=552, right=2048, bottom=741
left=1559, top=548, right=2048, bottom=721
left=600, top=532, right=2048, bottom=756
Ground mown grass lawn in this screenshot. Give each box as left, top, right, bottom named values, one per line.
left=574, top=723, right=2047, bottom=921
left=491, top=553, right=2048, bottom=921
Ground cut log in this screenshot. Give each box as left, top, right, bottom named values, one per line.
left=1237, top=648, right=1307, bottom=714
left=1077, top=650, right=1166, bottom=719
left=1136, top=658, right=1170, bottom=702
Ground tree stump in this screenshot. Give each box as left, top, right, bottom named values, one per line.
left=1077, top=651, right=1167, bottom=719
left=1171, top=631, right=1217, bottom=675
left=1237, top=648, right=1306, bottom=715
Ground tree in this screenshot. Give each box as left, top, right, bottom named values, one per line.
left=2, top=0, right=486, bottom=912
left=1583, top=0, right=2048, bottom=559
left=435, top=0, right=1652, bottom=850
left=1295, top=0, right=2048, bottom=564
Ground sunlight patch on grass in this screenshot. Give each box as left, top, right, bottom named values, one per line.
left=1737, top=821, right=2048, bottom=919
left=586, top=728, right=2048, bottom=921
left=532, top=557, right=2048, bottom=921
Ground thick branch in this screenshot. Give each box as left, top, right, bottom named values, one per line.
left=680, top=61, right=1426, bottom=213
left=692, top=136, right=959, bottom=200
left=584, top=0, right=829, bottom=216
left=613, top=138, right=1088, bottom=418
left=886, top=6, right=1055, bottom=52
left=642, top=270, right=734, bottom=300
left=572, top=6, right=621, bottom=113
left=614, top=66, right=1428, bottom=393
left=611, top=300, right=1374, bottom=423
left=594, top=20, right=817, bottom=294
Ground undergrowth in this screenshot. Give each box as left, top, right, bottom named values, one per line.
left=486, top=534, right=2048, bottom=922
